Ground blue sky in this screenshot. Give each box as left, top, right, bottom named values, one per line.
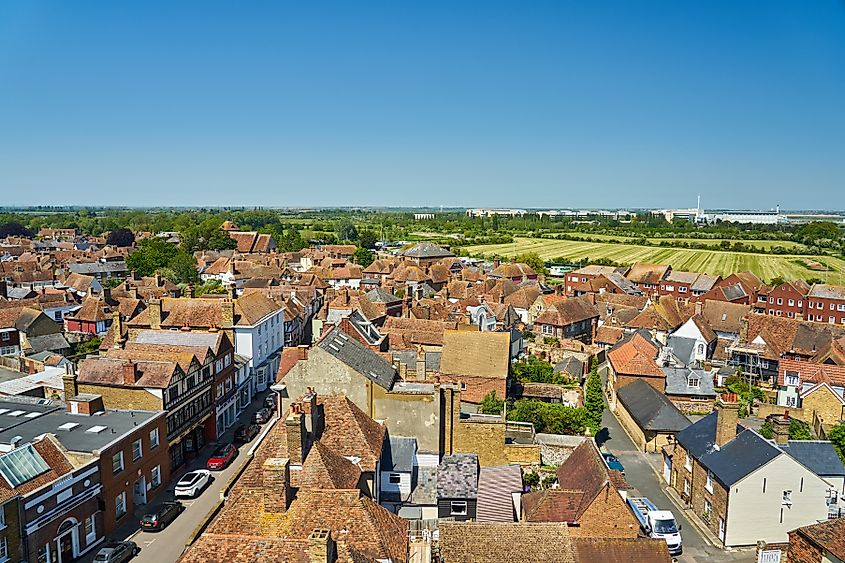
left=1, top=1, right=843, bottom=209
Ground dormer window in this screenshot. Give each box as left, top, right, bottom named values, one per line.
left=688, top=376, right=700, bottom=388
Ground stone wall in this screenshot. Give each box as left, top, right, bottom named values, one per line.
left=77, top=383, right=162, bottom=411
left=505, top=444, right=541, bottom=466
left=454, top=418, right=509, bottom=466
left=671, top=398, right=715, bottom=416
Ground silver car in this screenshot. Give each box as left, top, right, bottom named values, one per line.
left=94, top=541, right=139, bottom=563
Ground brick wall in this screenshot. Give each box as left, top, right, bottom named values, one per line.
left=0, top=499, right=23, bottom=561
left=690, top=457, right=729, bottom=543
left=616, top=374, right=665, bottom=393
left=505, top=444, right=541, bottom=466
left=453, top=419, right=508, bottom=466
left=437, top=374, right=505, bottom=404
left=568, top=484, right=641, bottom=538
left=802, top=386, right=845, bottom=426
left=76, top=383, right=163, bottom=412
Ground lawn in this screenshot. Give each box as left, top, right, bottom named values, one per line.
left=465, top=237, right=845, bottom=281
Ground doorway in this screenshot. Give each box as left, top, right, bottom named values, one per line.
left=55, top=518, right=79, bottom=563
left=134, top=476, right=147, bottom=506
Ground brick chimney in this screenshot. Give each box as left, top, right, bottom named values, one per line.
left=695, top=300, right=702, bottom=316
left=715, top=393, right=740, bottom=447
left=186, top=283, right=195, bottom=299
left=154, top=272, right=162, bottom=287
left=122, top=361, right=138, bottom=385
left=62, top=370, right=78, bottom=401
left=67, top=394, right=105, bottom=415
left=129, top=286, right=139, bottom=299
left=149, top=298, right=162, bottom=329
left=285, top=409, right=307, bottom=466
left=261, top=458, right=291, bottom=512
left=103, top=285, right=112, bottom=305
left=300, top=388, right=323, bottom=442
left=307, top=529, right=335, bottom=563
left=772, top=411, right=790, bottom=445
left=221, top=298, right=235, bottom=330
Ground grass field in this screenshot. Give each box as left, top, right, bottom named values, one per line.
left=553, top=232, right=806, bottom=251
left=465, top=237, right=845, bottom=281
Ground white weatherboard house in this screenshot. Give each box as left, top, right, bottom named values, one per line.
left=231, top=293, right=285, bottom=396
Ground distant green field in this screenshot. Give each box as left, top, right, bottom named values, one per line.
left=465, top=237, right=845, bottom=281
left=555, top=232, right=806, bottom=251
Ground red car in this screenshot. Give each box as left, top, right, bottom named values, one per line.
left=206, top=443, right=237, bottom=470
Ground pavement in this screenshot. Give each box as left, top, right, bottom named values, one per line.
left=600, top=409, right=757, bottom=563
left=80, top=391, right=278, bottom=563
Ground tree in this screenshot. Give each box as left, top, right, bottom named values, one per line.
left=106, top=228, right=135, bottom=247
left=359, top=230, right=378, bottom=249
left=507, top=399, right=587, bottom=435
left=511, top=356, right=572, bottom=385
left=0, top=222, right=33, bottom=238
left=760, top=418, right=813, bottom=440
left=515, top=251, right=548, bottom=276
left=584, top=358, right=604, bottom=431
left=337, top=220, right=358, bottom=243
left=353, top=247, right=374, bottom=267
left=480, top=391, right=505, bottom=415
left=829, top=423, right=845, bottom=462
left=126, top=237, right=198, bottom=283
left=769, top=276, right=786, bottom=288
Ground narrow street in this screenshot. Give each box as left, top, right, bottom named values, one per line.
left=80, top=392, right=278, bottom=563
left=600, top=409, right=756, bottom=563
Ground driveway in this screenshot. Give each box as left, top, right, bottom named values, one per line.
left=600, top=409, right=756, bottom=563
left=81, top=392, right=278, bottom=563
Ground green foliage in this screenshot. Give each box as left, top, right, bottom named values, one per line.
left=584, top=358, right=604, bottom=432
left=828, top=423, right=845, bottom=462
left=126, top=237, right=198, bottom=284
left=512, top=356, right=573, bottom=385
left=336, top=220, right=359, bottom=243
left=359, top=230, right=378, bottom=249
left=522, top=329, right=535, bottom=341
left=195, top=280, right=228, bottom=296
left=760, top=418, right=813, bottom=440
left=480, top=391, right=505, bottom=415
left=769, top=276, right=786, bottom=288
left=543, top=336, right=558, bottom=345
left=278, top=229, right=307, bottom=252
left=72, top=337, right=102, bottom=356
left=180, top=220, right=237, bottom=252
left=522, top=471, right=540, bottom=488
left=507, top=399, right=587, bottom=435
left=515, top=251, right=548, bottom=276
left=541, top=474, right=557, bottom=488
left=353, top=247, right=374, bottom=267
left=0, top=222, right=33, bottom=238
left=724, top=375, right=766, bottom=417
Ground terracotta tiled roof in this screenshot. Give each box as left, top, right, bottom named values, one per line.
left=504, top=286, right=542, bottom=309
left=534, top=295, right=599, bottom=327
left=299, top=441, right=362, bottom=491
left=625, top=262, right=670, bottom=285
left=438, top=522, right=575, bottom=563
left=792, top=516, right=845, bottom=559
left=607, top=333, right=662, bottom=377
left=439, top=330, right=511, bottom=379
left=319, top=396, right=385, bottom=473
left=572, top=537, right=673, bottom=562
left=77, top=357, right=180, bottom=389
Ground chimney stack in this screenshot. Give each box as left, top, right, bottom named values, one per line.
left=112, top=310, right=125, bottom=349
left=715, top=393, right=740, bottom=447
left=62, top=370, right=78, bottom=401
left=221, top=298, right=235, bottom=330
left=695, top=300, right=702, bottom=316
left=122, top=362, right=138, bottom=385
left=154, top=272, right=162, bottom=287
left=186, top=283, right=195, bottom=299
left=103, top=286, right=112, bottom=305
left=0, top=280, right=7, bottom=299
left=772, top=411, right=790, bottom=445
left=261, top=458, right=291, bottom=512
left=307, top=529, right=335, bottom=563
left=285, top=410, right=307, bottom=466
left=149, top=298, right=162, bottom=329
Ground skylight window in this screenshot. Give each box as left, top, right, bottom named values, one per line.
left=57, top=422, right=80, bottom=431
left=0, top=443, right=50, bottom=487
left=24, top=412, right=41, bottom=418
left=86, top=425, right=108, bottom=434
left=0, top=409, right=9, bottom=415
left=7, top=411, right=25, bottom=417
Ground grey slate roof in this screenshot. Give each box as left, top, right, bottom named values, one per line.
left=663, top=367, right=716, bottom=398
left=437, top=454, right=479, bottom=499
left=68, top=261, right=127, bottom=275
left=676, top=412, right=781, bottom=486
left=365, top=288, right=400, bottom=304
left=808, top=284, right=845, bottom=300
left=381, top=436, right=416, bottom=473
left=554, top=356, right=585, bottom=378
left=605, top=272, right=643, bottom=296
left=401, top=242, right=454, bottom=259
left=318, top=326, right=396, bottom=390
left=779, top=441, right=845, bottom=477
left=616, top=379, right=690, bottom=432
left=135, top=330, right=220, bottom=349
left=25, top=333, right=70, bottom=354
left=691, top=274, right=720, bottom=292
left=722, top=284, right=747, bottom=301
left=666, top=335, right=696, bottom=367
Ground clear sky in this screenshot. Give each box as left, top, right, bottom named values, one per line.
left=1, top=1, right=844, bottom=209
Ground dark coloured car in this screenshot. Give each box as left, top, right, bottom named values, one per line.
left=253, top=408, right=272, bottom=424
left=94, top=541, right=139, bottom=563
left=140, top=501, right=183, bottom=531
left=234, top=423, right=260, bottom=443
left=207, top=443, right=237, bottom=470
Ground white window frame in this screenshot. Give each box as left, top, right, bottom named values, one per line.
left=150, top=428, right=160, bottom=449
left=84, top=515, right=96, bottom=543
left=684, top=457, right=692, bottom=472
left=683, top=478, right=691, bottom=496
left=705, top=471, right=714, bottom=493
left=151, top=465, right=162, bottom=488
left=450, top=501, right=468, bottom=516
left=115, top=491, right=127, bottom=519
left=112, top=451, right=124, bottom=474
left=0, top=536, right=7, bottom=561
left=132, top=439, right=143, bottom=462
left=783, top=490, right=792, bottom=506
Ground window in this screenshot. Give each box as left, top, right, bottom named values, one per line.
left=786, top=396, right=797, bottom=407
left=389, top=473, right=401, bottom=484
left=783, top=490, right=792, bottom=506
left=460, top=382, right=467, bottom=391
left=684, top=456, right=692, bottom=472
left=679, top=286, right=688, bottom=293
left=718, top=517, right=725, bottom=542
left=0, top=537, right=7, bottom=561
left=224, top=354, right=231, bottom=367
left=705, top=471, right=713, bottom=493
left=151, top=465, right=161, bottom=488
left=112, top=451, right=124, bottom=474
left=132, top=439, right=142, bottom=461
left=0, top=509, right=4, bottom=529
left=115, top=492, right=127, bottom=519
left=831, top=317, right=836, bottom=324
left=798, top=300, right=802, bottom=308
left=450, top=501, right=468, bottom=516
left=688, top=376, right=700, bottom=388
left=542, top=325, right=553, bottom=335
left=768, top=297, right=774, bottom=304
left=84, top=515, right=96, bottom=542
left=839, top=304, right=845, bottom=312
left=777, top=298, right=783, bottom=305
left=215, top=359, right=223, bottom=372
left=150, top=428, right=160, bottom=449
left=785, top=372, right=799, bottom=386
left=0, top=333, right=8, bottom=341
left=788, top=299, right=795, bottom=306
left=37, top=544, right=49, bottom=563
left=703, top=499, right=712, bottom=522
left=683, top=478, right=691, bottom=496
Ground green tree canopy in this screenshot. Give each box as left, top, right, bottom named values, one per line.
left=515, top=251, right=548, bottom=276
left=353, top=247, right=374, bottom=267
left=584, top=358, right=604, bottom=432
left=126, top=237, right=198, bottom=284
left=480, top=391, right=505, bottom=415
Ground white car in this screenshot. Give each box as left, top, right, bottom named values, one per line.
left=174, top=470, right=211, bottom=498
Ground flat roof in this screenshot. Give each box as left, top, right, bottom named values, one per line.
left=0, top=399, right=162, bottom=453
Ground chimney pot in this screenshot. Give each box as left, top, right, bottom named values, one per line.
left=122, top=362, right=138, bottom=385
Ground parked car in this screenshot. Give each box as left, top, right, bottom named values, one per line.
left=602, top=452, right=625, bottom=474
left=207, top=443, right=238, bottom=470
left=140, top=501, right=183, bottom=531
left=174, top=469, right=211, bottom=498
left=253, top=408, right=272, bottom=424
left=94, top=541, right=139, bottom=563
left=234, top=423, right=260, bottom=443
left=263, top=396, right=276, bottom=410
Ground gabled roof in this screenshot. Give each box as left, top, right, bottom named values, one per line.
left=792, top=517, right=845, bottom=560
left=778, top=440, right=845, bottom=477
left=401, top=242, right=454, bottom=259
left=534, top=295, right=600, bottom=327
left=317, top=327, right=396, bottom=390
left=319, top=396, right=385, bottom=473
left=663, top=367, right=716, bottom=397
left=616, top=379, right=690, bottom=432
left=476, top=465, right=522, bottom=523
left=607, top=332, right=663, bottom=377
left=298, top=441, right=362, bottom=490
left=625, top=262, right=670, bottom=285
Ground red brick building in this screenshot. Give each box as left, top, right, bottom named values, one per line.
left=759, top=280, right=811, bottom=320
left=564, top=265, right=628, bottom=297
left=805, top=284, right=845, bottom=325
